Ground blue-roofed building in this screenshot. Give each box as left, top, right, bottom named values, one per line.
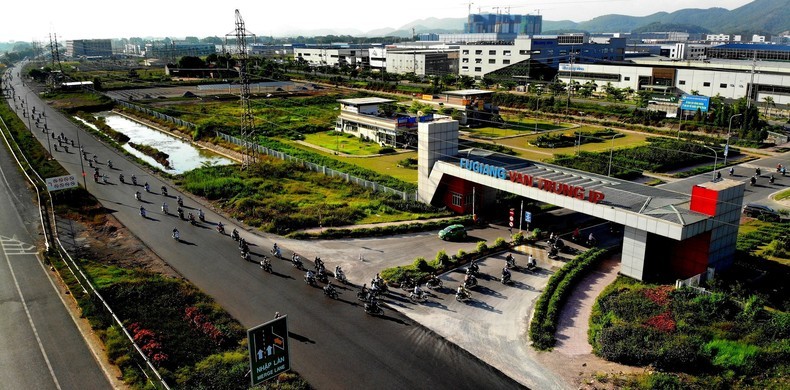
left=706, top=43, right=790, bottom=62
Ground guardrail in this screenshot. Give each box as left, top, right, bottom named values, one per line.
left=0, top=100, right=171, bottom=389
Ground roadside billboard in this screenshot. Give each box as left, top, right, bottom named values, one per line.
left=680, top=95, right=710, bottom=112
left=45, top=175, right=78, bottom=192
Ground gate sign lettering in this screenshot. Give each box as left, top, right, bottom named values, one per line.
left=680, top=95, right=710, bottom=112
left=248, top=315, right=290, bottom=386
left=459, top=158, right=605, bottom=204
left=45, top=175, right=78, bottom=192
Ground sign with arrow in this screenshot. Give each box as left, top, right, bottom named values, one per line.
left=248, top=315, right=290, bottom=386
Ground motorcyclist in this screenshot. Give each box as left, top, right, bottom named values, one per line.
left=324, top=281, right=336, bottom=295
left=750, top=176, right=757, bottom=186
left=198, top=209, right=205, bottom=221
left=119, top=173, right=124, bottom=183
left=769, top=174, right=775, bottom=184
left=231, top=228, right=239, bottom=241
left=102, top=174, right=108, bottom=184
left=305, top=269, right=315, bottom=284
left=242, top=251, right=252, bottom=262
left=468, top=259, right=479, bottom=274
left=161, top=186, right=167, bottom=196
left=172, top=228, right=179, bottom=240
left=144, top=182, right=150, bottom=192
left=464, top=273, right=477, bottom=288
left=139, top=206, right=146, bottom=217
left=107, top=160, right=113, bottom=169
left=413, top=284, right=423, bottom=299
left=176, top=195, right=183, bottom=207
left=334, top=265, right=346, bottom=282
left=314, top=257, right=324, bottom=271
left=506, top=253, right=516, bottom=268
left=729, top=167, right=735, bottom=176
left=162, top=202, right=169, bottom=214
left=131, top=174, right=137, bottom=185
left=527, top=254, right=537, bottom=269
left=217, top=221, right=224, bottom=233
left=134, top=191, right=141, bottom=201
left=502, top=267, right=511, bottom=282
left=456, top=285, right=469, bottom=299
left=188, top=212, right=195, bottom=224
left=427, top=274, right=441, bottom=288
left=756, top=167, right=761, bottom=176
left=177, top=206, right=184, bottom=219
left=271, top=242, right=280, bottom=256
left=588, top=232, right=596, bottom=246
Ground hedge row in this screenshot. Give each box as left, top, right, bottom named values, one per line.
left=287, top=216, right=473, bottom=240
left=529, top=247, right=609, bottom=350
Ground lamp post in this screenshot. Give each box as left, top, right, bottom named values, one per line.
left=724, top=113, right=743, bottom=166
left=607, top=134, right=617, bottom=177
left=703, top=145, right=718, bottom=181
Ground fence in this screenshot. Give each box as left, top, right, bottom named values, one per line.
left=215, top=132, right=417, bottom=201
left=675, top=267, right=715, bottom=294
left=113, top=98, right=417, bottom=201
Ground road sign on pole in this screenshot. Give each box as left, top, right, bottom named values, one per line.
left=248, top=315, right=290, bottom=386
left=45, top=174, right=78, bottom=192
left=508, top=208, right=515, bottom=228
left=524, top=211, right=532, bottom=223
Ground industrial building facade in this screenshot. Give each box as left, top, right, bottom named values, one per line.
left=464, top=13, right=542, bottom=35
left=65, top=39, right=113, bottom=58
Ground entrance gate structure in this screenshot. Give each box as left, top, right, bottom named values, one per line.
left=417, top=119, right=744, bottom=281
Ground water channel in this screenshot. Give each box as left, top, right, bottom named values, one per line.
left=78, top=112, right=235, bottom=174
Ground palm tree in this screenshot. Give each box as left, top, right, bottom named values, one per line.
left=762, top=96, right=776, bottom=117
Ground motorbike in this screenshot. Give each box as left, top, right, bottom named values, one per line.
left=132, top=175, right=137, bottom=186
left=463, top=275, right=477, bottom=289
left=161, top=186, right=168, bottom=196
left=455, top=289, right=471, bottom=302
left=231, top=229, right=240, bottom=241
left=176, top=196, right=183, bottom=207
left=139, top=207, right=146, bottom=218
left=291, top=255, right=304, bottom=270
left=364, top=300, right=384, bottom=316
left=134, top=191, right=141, bottom=201
left=260, top=257, right=273, bottom=273
left=172, top=230, right=180, bottom=241
left=323, top=285, right=339, bottom=299
left=316, top=269, right=329, bottom=284
left=271, top=246, right=281, bottom=258
left=162, top=203, right=169, bottom=214
left=409, top=290, right=426, bottom=303
left=304, top=273, right=316, bottom=286
left=144, top=183, right=150, bottom=193
left=216, top=224, right=225, bottom=234
left=177, top=208, right=184, bottom=220
left=198, top=210, right=205, bottom=222
left=399, top=276, right=416, bottom=291
left=425, top=276, right=443, bottom=290
left=334, top=268, right=348, bottom=284
left=241, top=251, right=253, bottom=262
left=467, top=261, right=479, bottom=276
left=750, top=176, right=757, bottom=186
left=107, top=161, right=113, bottom=169
left=188, top=213, right=196, bottom=226
left=501, top=272, right=512, bottom=285
left=505, top=255, right=517, bottom=269
left=119, top=174, right=124, bottom=183
left=769, top=175, right=775, bottom=184
left=548, top=245, right=560, bottom=259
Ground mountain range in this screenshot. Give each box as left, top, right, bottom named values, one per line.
left=272, top=0, right=789, bottom=38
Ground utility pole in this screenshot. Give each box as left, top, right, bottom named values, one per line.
left=746, top=50, right=757, bottom=110
left=227, top=9, right=257, bottom=169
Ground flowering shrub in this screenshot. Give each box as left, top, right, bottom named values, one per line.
left=645, top=310, right=677, bottom=333
left=185, top=306, right=225, bottom=346
left=127, top=322, right=168, bottom=366
left=643, top=286, right=673, bottom=306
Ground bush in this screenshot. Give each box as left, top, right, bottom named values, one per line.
left=378, top=147, right=396, bottom=154
left=511, top=231, right=525, bottom=245
left=476, top=241, right=489, bottom=253
left=492, top=237, right=508, bottom=250
left=704, top=339, right=760, bottom=372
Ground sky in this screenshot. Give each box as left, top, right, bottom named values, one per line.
left=2, top=0, right=755, bottom=42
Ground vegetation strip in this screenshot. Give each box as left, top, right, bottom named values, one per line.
left=128, top=142, right=171, bottom=168
left=529, top=247, right=609, bottom=350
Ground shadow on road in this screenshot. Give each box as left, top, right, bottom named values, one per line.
left=288, top=331, right=316, bottom=344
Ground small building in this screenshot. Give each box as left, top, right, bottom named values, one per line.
left=437, top=89, right=498, bottom=126
left=66, top=39, right=113, bottom=58
left=385, top=49, right=458, bottom=76
left=334, top=97, right=438, bottom=148
left=60, top=81, right=94, bottom=90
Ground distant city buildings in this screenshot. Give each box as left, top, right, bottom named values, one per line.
left=144, top=42, right=215, bottom=60
left=65, top=39, right=113, bottom=58
left=464, top=13, right=542, bottom=35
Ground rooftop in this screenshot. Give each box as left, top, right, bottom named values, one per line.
left=443, top=89, right=494, bottom=97
left=337, top=97, right=395, bottom=106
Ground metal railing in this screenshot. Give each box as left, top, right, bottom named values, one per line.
left=114, top=98, right=417, bottom=201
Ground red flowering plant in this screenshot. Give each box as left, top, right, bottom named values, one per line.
left=127, top=322, right=168, bottom=366
left=185, top=306, right=226, bottom=346
left=641, top=286, right=676, bottom=332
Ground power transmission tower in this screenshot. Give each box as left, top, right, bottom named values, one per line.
left=227, top=9, right=257, bottom=169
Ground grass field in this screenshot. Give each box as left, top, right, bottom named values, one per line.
left=303, top=131, right=382, bottom=155
left=493, top=130, right=651, bottom=158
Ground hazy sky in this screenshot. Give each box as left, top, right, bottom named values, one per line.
left=2, top=0, right=754, bottom=42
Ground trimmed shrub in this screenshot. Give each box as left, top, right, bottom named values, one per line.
left=492, top=237, right=508, bottom=250
left=476, top=241, right=489, bottom=253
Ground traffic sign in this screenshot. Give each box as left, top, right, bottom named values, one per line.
left=509, top=208, right=515, bottom=228
left=248, top=315, right=290, bottom=386
left=45, top=174, right=78, bottom=192
left=524, top=211, right=532, bottom=223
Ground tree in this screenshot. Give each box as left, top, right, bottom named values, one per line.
left=762, top=96, right=776, bottom=117
left=635, top=90, right=651, bottom=108
left=458, top=75, right=475, bottom=89
left=184, top=36, right=200, bottom=43
left=178, top=56, right=205, bottom=69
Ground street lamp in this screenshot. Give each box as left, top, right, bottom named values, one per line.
left=724, top=113, right=743, bottom=166
left=702, top=145, right=718, bottom=181
left=607, top=134, right=617, bottom=177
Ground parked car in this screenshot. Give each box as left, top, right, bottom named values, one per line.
left=438, top=224, right=467, bottom=241
left=742, top=203, right=781, bottom=222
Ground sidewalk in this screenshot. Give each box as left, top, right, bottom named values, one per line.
left=296, top=215, right=462, bottom=234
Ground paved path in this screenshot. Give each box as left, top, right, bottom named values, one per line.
left=554, top=254, right=620, bottom=356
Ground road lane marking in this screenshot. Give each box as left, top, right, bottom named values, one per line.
left=1, top=242, right=62, bottom=389
left=0, top=235, right=38, bottom=255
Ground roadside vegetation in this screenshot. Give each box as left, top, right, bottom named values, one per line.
left=128, top=141, right=171, bottom=168
left=175, top=159, right=447, bottom=234
left=589, top=277, right=788, bottom=389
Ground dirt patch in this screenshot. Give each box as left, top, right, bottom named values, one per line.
left=61, top=204, right=180, bottom=279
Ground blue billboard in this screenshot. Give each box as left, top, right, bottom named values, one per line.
left=680, top=95, right=710, bottom=112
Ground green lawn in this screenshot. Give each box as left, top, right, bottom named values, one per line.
left=303, top=131, right=382, bottom=155
left=493, top=130, right=651, bottom=158
left=468, top=116, right=571, bottom=139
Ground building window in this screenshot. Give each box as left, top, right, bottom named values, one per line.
left=462, top=58, right=469, bottom=63
left=462, top=66, right=469, bottom=71
left=474, top=67, right=482, bottom=72
left=462, top=50, right=469, bottom=55
left=719, top=83, right=727, bottom=88
left=489, top=50, right=496, bottom=55
left=503, top=59, right=510, bottom=64
left=475, top=50, right=482, bottom=55
left=679, top=80, right=686, bottom=85
left=488, top=59, right=496, bottom=64
left=703, top=82, right=711, bottom=87
left=624, top=77, right=630, bottom=81
left=451, top=193, right=462, bottom=207
left=519, top=50, right=530, bottom=55
left=503, top=50, right=511, bottom=56
left=465, top=193, right=474, bottom=206
left=475, top=58, right=482, bottom=63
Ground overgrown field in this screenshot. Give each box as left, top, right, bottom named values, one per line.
left=589, top=277, right=789, bottom=389
left=176, top=158, right=446, bottom=234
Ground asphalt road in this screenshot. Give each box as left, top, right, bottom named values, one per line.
left=6, top=64, right=522, bottom=389
left=658, top=153, right=790, bottom=209
left=0, top=109, right=110, bottom=388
